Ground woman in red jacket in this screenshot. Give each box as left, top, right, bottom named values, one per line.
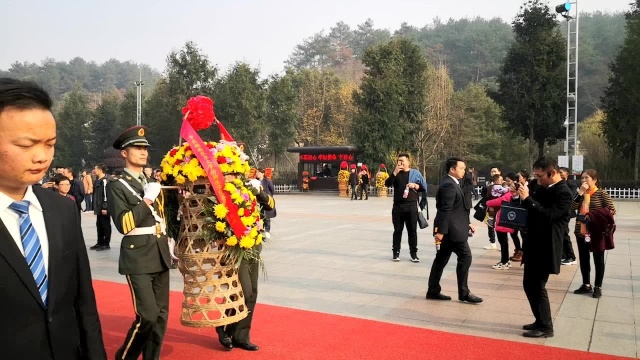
left=486, top=173, right=519, bottom=270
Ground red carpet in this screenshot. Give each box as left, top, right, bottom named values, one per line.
left=95, top=280, right=631, bottom=360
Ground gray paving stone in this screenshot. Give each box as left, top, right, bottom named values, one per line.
left=595, top=296, right=635, bottom=325
left=544, top=316, right=593, bottom=351
left=590, top=321, right=637, bottom=358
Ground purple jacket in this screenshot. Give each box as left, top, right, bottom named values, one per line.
left=587, top=207, right=616, bottom=252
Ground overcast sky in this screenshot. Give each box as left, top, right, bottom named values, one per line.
left=0, top=0, right=632, bottom=77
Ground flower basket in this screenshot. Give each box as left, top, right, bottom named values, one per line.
left=338, top=182, right=348, bottom=197
left=176, top=179, right=248, bottom=328
left=376, top=171, right=389, bottom=197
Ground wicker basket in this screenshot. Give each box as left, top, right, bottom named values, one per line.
left=176, top=179, right=248, bottom=328
left=377, top=187, right=387, bottom=197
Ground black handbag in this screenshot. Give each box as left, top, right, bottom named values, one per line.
left=473, top=201, right=487, bottom=222
left=417, top=201, right=429, bottom=229
left=498, top=201, right=528, bottom=231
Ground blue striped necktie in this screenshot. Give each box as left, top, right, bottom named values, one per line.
left=9, top=200, right=48, bottom=307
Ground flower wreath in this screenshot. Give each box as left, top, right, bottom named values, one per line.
left=160, top=95, right=263, bottom=257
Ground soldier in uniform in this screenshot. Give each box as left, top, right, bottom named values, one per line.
left=216, top=176, right=275, bottom=352
left=106, top=126, right=172, bottom=360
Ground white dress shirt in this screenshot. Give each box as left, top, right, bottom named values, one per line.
left=0, top=186, right=49, bottom=275
left=448, top=174, right=460, bottom=185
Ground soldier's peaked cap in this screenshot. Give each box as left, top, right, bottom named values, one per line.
left=113, top=125, right=151, bottom=150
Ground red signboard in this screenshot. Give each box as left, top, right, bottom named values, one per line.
left=299, top=153, right=354, bottom=162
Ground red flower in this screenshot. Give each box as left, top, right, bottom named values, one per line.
left=243, top=209, right=251, bottom=217
left=206, top=143, right=214, bottom=149
left=169, top=148, right=178, bottom=157
left=182, top=96, right=215, bottom=131
left=216, top=156, right=227, bottom=164
left=174, top=159, right=182, bottom=165
left=340, top=161, right=348, bottom=170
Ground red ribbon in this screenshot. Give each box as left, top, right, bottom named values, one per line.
left=180, top=119, right=248, bottom=238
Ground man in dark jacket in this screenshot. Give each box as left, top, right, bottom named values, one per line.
left=559, top=167, right=577, bottom=265
left=91, top=163, right=111, bottom=251
left=349, top=166, right=358, bottom=200
left=518, top=157, right=572, bottom=338
left=256, top=168, right=276, bottom=238
left=426, top=157, right=482, bottom=304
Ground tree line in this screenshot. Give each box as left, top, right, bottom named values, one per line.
left=1, top=1, right=638, bottom=182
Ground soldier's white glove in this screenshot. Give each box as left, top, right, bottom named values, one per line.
left=249, top=179, right=262, bottom=192
left=143, top=182, right=162, bottom=202
left=168, top=237, right=179, bottom=260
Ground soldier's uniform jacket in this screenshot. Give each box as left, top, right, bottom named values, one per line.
left=106, top=172, right=171, bottom=275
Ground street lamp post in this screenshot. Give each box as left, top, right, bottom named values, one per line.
left=134, top=68, right=145, bottom=126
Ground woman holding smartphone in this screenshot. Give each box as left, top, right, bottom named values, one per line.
left=571, top=169, right=615, bottom=298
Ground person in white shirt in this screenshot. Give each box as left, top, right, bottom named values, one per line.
left=0, top=78, right=106, bottom=359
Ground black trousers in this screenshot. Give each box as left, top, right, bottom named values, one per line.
left=359, top=184, right=368, bottom=199
left=116, top=270, right=170, bottom=360
left=487, top=226, right=495, bottom=243
left=96, top=213, right=112, bottom=246
left=391, top=205, right=418, bottom=255
left=427, top=239, right=471, bottom=297
left=497, top=231, right=509, bottom=264
left=523, top=266, right=552, bottom=332
left=576, top=235, right=605, bottom=287
left=510, top=230, right=522, bottom=251
left=218, top=244, right=262, bottom=343
left=562, top=228, right=576, bottom=260
left=351, top=185, right=358, bottom=199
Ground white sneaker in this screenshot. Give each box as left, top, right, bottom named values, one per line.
left=264, top=232, right=271, bottom=239
left=483, top=243, right=497, bottom=250
left=492, top=262, right=510, bottom=270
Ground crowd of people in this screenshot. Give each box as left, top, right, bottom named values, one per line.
left=383, top=151, right=617, bottom=338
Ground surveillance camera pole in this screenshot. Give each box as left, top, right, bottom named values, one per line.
left=559, top=1, right=579, bottom=172
left=134, top=67, right=145, bottom=126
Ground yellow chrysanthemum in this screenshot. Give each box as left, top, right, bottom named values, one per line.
left=237, top=208, right=244, bottom=216
left=175, top=174, right=186, bottom=184
left=214, top=204, right=228, bottom=219
left=215, top=221, right=226, bottom=232
left=226, top=235, right=238, bottom=246
left=224, top=183, right=236, bottom=192
left=256, top=234, right=263, bottom=245
left=249, top=226, right=258, bottom=238
left=239, top=236, right=255, bottom=249
left=241, top=216, right=254, bottom=226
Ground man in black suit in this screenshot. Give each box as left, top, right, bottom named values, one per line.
left=558, top=167, right=577, bottom=265
left=518, top=157, right=572, bottom=338
left=0, top=78, right=106, bottom=359
left=426, top=157, right=482, bottom=304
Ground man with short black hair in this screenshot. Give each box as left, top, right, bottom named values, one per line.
left=91, top=163, right=111, bottom=251
left=385, top=153, right=427, bottom=262
left=426, top=157, right=482, bottom=303
left=558, top=167, right=577, bottom=265
left=107, top=126, right=172, bottom=360
left=518, top=156, right=572, bottom=338
left=0, top=78, right=106, bottom=359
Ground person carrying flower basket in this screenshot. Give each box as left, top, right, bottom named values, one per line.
left=160, top=95, right=275, bottom=352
